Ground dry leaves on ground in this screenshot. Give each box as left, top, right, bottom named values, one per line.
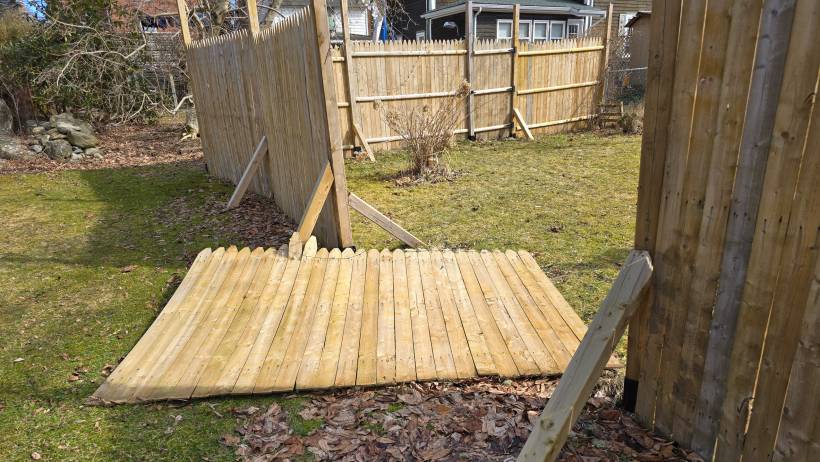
left=232, top=378, right=703, bottom=462
left=0, top=123, right=201, bottom=174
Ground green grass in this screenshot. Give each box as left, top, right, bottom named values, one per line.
left=0, top=132, right=640, bottom=461
left=348, top=133, right=641, bottom=322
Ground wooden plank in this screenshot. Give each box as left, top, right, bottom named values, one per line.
left=252, top=237, right=319, bottom=393
left=405, top=250, right=438, bottom=381
left=208, top=246, right=289, bottom=395
left=442, top=250, right=496, bottom=376
left=510, top=4, right=520, bottom=137
left=310, top=0, right=353, bottom=248
left=431, top=250, right=476, bottom=378
left=517, top=46, right=605, bottom=57
left=668, top=0, right=766, bottom=444
left=518, top=251, right=653, bottom=462
left=226, top=136, right=268, bottom=210
left=454, top=250, right=519, bottom=377
left=315, top=248, right=355, bottom=388
left=296, top=162, right=334, bottom=242
left=233, top=243, right=305, bottom=394
left=288, top=233, right=302, bottom=259
left=480, top=250, right=558, bottom=374
left=192, top=248, right=278, bottom=397
left=517, top=81, right=599, bottom=96
left=506, top=251, right=580, bottom=357
left=465, top=250, right=540, bottom=376
left=465, top=0, right=475, bottom=139
left=626, top=0, right=682, bottom=408
left=140, top=247, right=252, bottom=400
left=513, top=108, right=534, bottom=140
left=340, top=0, right=374, bottom=161
left=93, top=248, right=218, bottom=401
left=246, top=0, right=259, bottom=35
left=691, top=0, right=799, bottom=453
left=128, top=246, right=241, bottom=401
left=597, top=3, right=614, bottom=103
left=352, top=122, right=375, bottom=161
left=356, top=249, right=380, bottom=385
left=392, top=249, right=417, bottom=382
left=270, top=248, right=330, bottom=392
left=496, top=250, right=573, bottom=370
left=376, top=249, right=397, bottom=384
left=348, top=192, right=424, bottom=248
left=175, top=0, right=191, bottom=45
left=772, top=255, right=820, bottom=462
left=335, top=249, right=367, bottom=387
left=417, top=250, right=459, bottom=380
left=296, top=249, right=341, bottom=390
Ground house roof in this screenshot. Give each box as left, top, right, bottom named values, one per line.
left=422, top=0, right=606, bottom=20
left=625, top=10, right=650, bottom=28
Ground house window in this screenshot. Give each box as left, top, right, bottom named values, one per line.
left=416, top=31, right=425, bottom=41
left=549, top=21, right=566, bottom=40
left=533, top=20, right=549, bottom=41
left=519, top=20, right=532, bottom=41
left=567, top=19, right=584, bottom=38
left=619, top=12, right=637, bottom=36
left=497, top=19, right=513, bottom=39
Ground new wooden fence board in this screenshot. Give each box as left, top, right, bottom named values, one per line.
left=94, top=245, right=604, bottom=402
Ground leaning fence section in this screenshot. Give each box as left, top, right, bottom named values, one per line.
left=186, top=9, right=341, bottom=245
left=628, top=0, right=819, bottom=460
left=332, top=36, right=605, bottom=152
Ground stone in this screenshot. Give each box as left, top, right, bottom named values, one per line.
left=67, top=129, right=98, bottom=148
left=44, top=139, right=73, bottom=160
left=69, top=153, right=83, bottom=162
left=31, top=144, right=43, bottom=153
left=72, top=146, right=82, bottom=154
left=0, top=135, right=29, bottom=160
left=0, top=99, right=12, bottom=134
left=37, top=134, right=50, bottom=144
left=84, top=147, right=102, bottom=157
left=31, top=126, right=45, bottom=135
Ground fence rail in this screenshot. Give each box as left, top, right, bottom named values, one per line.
left=333, top=35, right=607, bottom=152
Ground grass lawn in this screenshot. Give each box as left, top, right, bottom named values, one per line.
left=0, top=132, right=640, bottom=461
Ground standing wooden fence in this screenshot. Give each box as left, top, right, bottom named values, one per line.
left=187, top=8, right=346, bottom=246
left=627, top=0, right=819, bottom=460
left=332, top=36, right=605, bottom=152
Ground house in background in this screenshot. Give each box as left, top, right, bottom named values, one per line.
left=401, top=0, right=605, bottom=41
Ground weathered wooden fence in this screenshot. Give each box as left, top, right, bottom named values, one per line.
left=332, top=36, right=605, bottom=151
left=187, top=8, right=348, bottom=246
left=627, top=0, right=819, bottom=460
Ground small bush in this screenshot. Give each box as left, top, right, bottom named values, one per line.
left=382, top=81, right=470, bottom=179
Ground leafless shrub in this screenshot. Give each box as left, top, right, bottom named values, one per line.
left=382, top=81, right=469, bottom=180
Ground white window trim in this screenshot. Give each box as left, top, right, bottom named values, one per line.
left=549, top=20, right=566, bottom=40
left=416, top=31, right=426, bottom=41
left=567, top=19, right=584, bottom=38
left=518, top=19, right=533, bottom=41
left=496, top=19, right=513, bottom=39
left=533, top=20, right=549, bottom=40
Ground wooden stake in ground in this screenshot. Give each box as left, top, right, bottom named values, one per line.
left=518, top=250, right=653, bottom=462
left=340, top=0, right=374, bottom=161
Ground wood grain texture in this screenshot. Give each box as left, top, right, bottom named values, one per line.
left=93, top=246, right=603, bottom=402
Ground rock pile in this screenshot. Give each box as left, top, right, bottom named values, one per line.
left=0, top=110, right=104, bottom=162
left=27, top=113, right=102, bottom=161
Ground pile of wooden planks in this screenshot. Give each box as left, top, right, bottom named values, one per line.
left=93, top=238, right=617, bottom=403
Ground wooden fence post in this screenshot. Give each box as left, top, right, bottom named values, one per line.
left=598, top=3, right=614, bottom=105
left=175, top=0, right=191, bottom=45
left=310, top=0, right=354, bottom=248
left=340, top=0, right=374, bottom=161
left=465, top=1, right=475, bottom=139
left=247, top=0, right=260, bottom=35
left=510, top=4, right=520, bottom=138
